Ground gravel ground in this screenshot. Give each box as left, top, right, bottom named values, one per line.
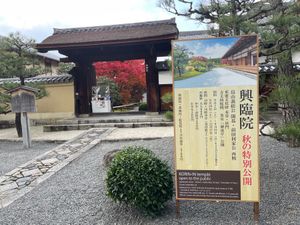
left=0, top=141, right=58, bottom=176
left=0, top=136, right=299, bottom=225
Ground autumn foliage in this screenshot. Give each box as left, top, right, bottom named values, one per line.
left=94, top=60, right=146, bottom=104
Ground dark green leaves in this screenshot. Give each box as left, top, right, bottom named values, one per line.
left=106, top=146, right=173, bottom=216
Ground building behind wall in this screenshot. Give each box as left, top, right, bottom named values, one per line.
left=0, top=74, right=75, bottom=122
left=36, top=52, right=60, bottom=75
left=221, top=36, right=258, bottom=74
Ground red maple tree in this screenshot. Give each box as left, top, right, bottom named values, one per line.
left=94, top=60, right=146, bottom=104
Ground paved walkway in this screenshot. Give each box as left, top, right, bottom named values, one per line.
left=104, top=127, right=174, bottom=141
left=0, top=126, right=174, bottom=142
left=0, top=127, right=173, bottom=208
left=0, top=128, right=112, bottom=208
left=174, top=67, right=256, bottom=88
left=0, top=124, right=272, bottom=143
left=0, top=126, right=86, bottom=142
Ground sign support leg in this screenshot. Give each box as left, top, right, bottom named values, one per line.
left=176, top=200, right=180, bottom=218
left=253, top=202, right=259, bottom=221
left=21, top=112, right=31, bottom=148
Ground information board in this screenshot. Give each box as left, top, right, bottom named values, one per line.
left=173, top=35, right=259, bottom=202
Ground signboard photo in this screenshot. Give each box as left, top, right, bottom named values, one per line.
left=173, top=35, right=259, bottom=202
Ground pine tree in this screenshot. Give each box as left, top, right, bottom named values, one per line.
left=159, top=0, right=300, bottom=67
left=159, top=0, right=300, bottom=122
left=0, top=32, right=43, bottom=137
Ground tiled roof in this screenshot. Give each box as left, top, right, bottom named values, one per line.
left=36, top=52, right=60, bottom=62
left=259, top=63, right=300, bottom=74
left=179, top=30, right=213, bottom=40
left=6, top=86, right=39, bottom=94
left=0, top=74, right=73, bottom=85
left=222, top=36, right=257, bottom=58
left=36, top=18, right=178, bottom=50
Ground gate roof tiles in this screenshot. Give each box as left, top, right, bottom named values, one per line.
left=36, top=18, right=178, bottom=51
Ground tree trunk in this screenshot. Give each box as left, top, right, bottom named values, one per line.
left=276, top=50, right=297, bottom=123
left=231, top=0, right=240, bottom=35
left=277, top=50, right=294, bottom=76
left=177, top=66, right=182, bottom=77
left=20, top=76, right=25, bottom=85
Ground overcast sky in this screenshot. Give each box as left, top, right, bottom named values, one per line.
left=176, top=37, right=239, bottom=59
left=0, top=0, right=204, bottom=42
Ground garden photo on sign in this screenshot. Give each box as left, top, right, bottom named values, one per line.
left=173, top=36, right=257, bottom=88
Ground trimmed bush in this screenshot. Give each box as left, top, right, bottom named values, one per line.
left=139, top=102, right=147, bottom=111
left=164, top=111, right=173, bottom=121
left=106, top=146, right=173, bottom=216
left=161, top=92, right=173, bottom=106
left=274, top=120, right=300, bottom=147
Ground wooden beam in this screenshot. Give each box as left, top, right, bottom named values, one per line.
left=37, top=35, right=176, bottom=52
left=70, top=62, right=96, bottom=115
left=59, top=42, right=171, bottom=63
left=145, top=55, right=160, bottom=112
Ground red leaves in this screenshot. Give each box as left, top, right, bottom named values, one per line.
left=94, top=60, right=146, bottom=104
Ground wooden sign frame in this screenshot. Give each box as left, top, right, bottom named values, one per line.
left=172, top=35, right=260, bottom=221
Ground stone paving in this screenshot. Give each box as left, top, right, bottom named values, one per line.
left=0, top=128, right=113, bottom=208
left=0, top=126, right=86, bottom=142
left=103, top=127, right=174, bottom=142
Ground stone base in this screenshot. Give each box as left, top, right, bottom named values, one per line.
left=77, top=114, right=90, bottom=118
left=145, top=112, right=159, bottom=116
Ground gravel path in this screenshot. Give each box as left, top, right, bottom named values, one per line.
left=0, top=141, right=58, bottom=176
left=0, top=136, right=299, bottom=225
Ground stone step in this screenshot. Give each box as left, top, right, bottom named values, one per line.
left=43, top=122, right=173, bottom=132
left=56, top=117, right=167, bottom=125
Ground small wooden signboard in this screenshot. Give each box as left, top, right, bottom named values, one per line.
left=7, top=86, right=38, bottom=148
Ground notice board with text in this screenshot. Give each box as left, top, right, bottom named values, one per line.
left=173, top=35, right=259, bottom=202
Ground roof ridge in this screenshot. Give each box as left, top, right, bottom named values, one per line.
left=0, top=74, right=73, bottom=85
left=179, top=30, right=210, bottom=34
left=53, top=18, right=176, bottom=34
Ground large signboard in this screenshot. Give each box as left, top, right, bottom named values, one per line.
left=173, top=35, right=259, bottom=202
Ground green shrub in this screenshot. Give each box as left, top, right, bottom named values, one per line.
left=164, top=111, right=173, bottom=121
left=139, top=102, right=147, bottom=111
left=274, top=120, right=300, bottom=147
left=106, top=146, right=173, bottom=216
left=161, top=92, right=173, bottom=105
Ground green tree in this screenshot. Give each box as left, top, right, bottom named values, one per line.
left=0, top=32, right=43, bottom=137
left=159, top=1, right=299, bottom=59
left=268, top=75, right=300, bottom=123
left=173, top=44, right=190, bottom=77
left=96, top=76, right=122, bottom=106
left=57, top=62, right=74, bottom=74
left=159, top=0, right=283, bottom=36
left=189, top=57, right=207, bottom=72
left=0, top=91, right=11, bottom=114
left=160, top=0, right=300, bottom=122
left=258, top=1, right=300, bottom=76
left=247, top=1, right=300, bottom=121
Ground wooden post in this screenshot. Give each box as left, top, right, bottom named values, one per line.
left=253, top=202, right=259, bottom=221
left=21, top=112, right=31, bottom=148
left=145, top=56, right=160, bottom=112
left=176, top=200, right=180, bottom=218
left=71, top=62, right=96, bottom=115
